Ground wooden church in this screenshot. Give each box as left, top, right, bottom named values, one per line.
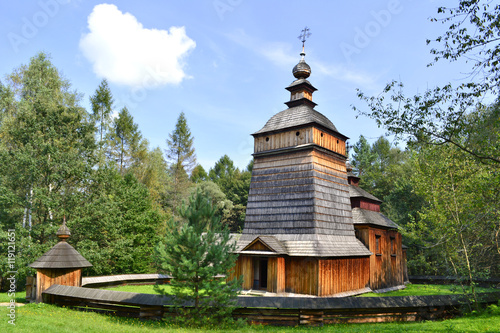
left=230, top=34, right=406, bottom=296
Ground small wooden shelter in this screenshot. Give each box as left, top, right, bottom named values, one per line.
left=230, top=43, right=406, bottom=296
left=29, top=218, right=92, bottom=302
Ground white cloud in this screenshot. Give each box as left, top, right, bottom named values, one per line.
left=79, top=4, right=196, bottom=88
left=313, top=61, right=378, bottom=91
left=224, top=29, right=296, bottom=68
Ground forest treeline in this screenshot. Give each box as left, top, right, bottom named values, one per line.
left=0, top=53, right=252, bottom=288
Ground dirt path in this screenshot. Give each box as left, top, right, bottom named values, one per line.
left=0, top=302, right=25, bottom=306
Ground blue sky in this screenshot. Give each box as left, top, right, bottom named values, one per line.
left=1, top=0, right=464, bottom=171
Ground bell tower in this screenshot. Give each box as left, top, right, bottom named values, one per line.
left=238, top=28, right=369, bottom=257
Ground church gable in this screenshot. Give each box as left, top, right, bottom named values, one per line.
left=241, top=236, right=287, bottom=255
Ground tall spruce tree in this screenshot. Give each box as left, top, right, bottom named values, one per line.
left=154, top=190, right=241, bottom=326
left=166, top=112, right=196, bottom=175
left=90, top=79, right=113, bottom=144
left=165, top=112, right=196, bottom=209
left=109, top=107, right=144, bottom=173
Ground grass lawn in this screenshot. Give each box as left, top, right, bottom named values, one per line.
left=358, top=284, right=498, bottom=297
left=0, top=291, right=26, bottom=303
left=1, top=284, right=498, bottom=332
left=103, top=283, right=498, bottom=297
left=0, top=301, right=499, bottom=332
left=102, top=283, right=175, bottom=294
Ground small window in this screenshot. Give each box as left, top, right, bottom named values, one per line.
left=390, top=237, right=396, bottom=256
left=265, top=137, right=269, bottom=142
left=320, top=132, right=324, bottom=137
left=296, top=131, right=300, bottom=136
left=375, top=235, right=381, bottom=256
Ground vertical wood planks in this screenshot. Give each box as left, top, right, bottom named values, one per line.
left=35, top=268, right=82, bottom=303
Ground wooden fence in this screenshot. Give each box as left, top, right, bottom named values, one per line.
left=81, top=274, right=172, bottom=288
left=42, top=285, right=500, bottom=326
left=409, top=275, right=500, bottom=288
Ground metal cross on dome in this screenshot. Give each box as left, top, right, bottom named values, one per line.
left=298, top=26, right=311, bottom=49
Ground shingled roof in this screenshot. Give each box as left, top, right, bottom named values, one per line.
left=30, top=218, right=92, bottom=269
left=351, top=208, right=399, bottom=229
left=30, top=241, right=92, bottom=269
left=253, top=104, right=338, bottom=135
left=236, top=234, right=372, bottom=257
left=349, top=185, right=382, bottom=203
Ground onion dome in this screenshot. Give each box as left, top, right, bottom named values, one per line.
left=292, top=52, right=311, bottom=79
left=56, top=216, right=71, bottom=241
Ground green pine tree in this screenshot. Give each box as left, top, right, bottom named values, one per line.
left=166, top=111, right=196, bottom=175
left=109, top=106, right=144, bottom=173
left=165, top=112, right=196, bottom=209
left=154, top=189, right=242, bottom=326
left=90, top=79, right=113, bottom=144
left=190, top=164, right=208, bottom=183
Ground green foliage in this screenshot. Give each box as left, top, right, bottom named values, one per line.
left=0, top=53, right=173, bottom=287
left=350, top=135, right=423, bottom=219
left=208, top=155, right=251, bottom=231
left=0, top=52, right=96, bottom=233
left=132, top=147, right=171, bottom=213
left=0, top=53, right=102, bottom=288
left=71, top=167, right=164, bottom=276
left=354, top=1, right=500, bottom=165
left=190, top=164, right=208, bottom=183
left=407, top=142, right=500, bottom=303
left=428, top=1, right=500, bottom=97
left=350, top=135, right=376, bottom=178
left=154, top=190, right=242, bottom=327
left=193, top=181, right=234, bottom=225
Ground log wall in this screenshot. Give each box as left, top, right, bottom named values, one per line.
left=36, top=268, right=82, bottom=303
left=351, top=199, right=381, bottom=212
left=230, top=256, right=253, bottom=290
left=253, top=126, right=346, bottom=156
left=318, top=257, right=370, bottom=296
left=312, top=127, right=346, bottom=155
left=285, top=257, right=318, bottom=295
left=268, top=257, right=285, bottom=293
left=367, top=228, right=404, bottom=290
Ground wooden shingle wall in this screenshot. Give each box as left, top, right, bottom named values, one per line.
left=244, top=148, right=354, bottom=237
